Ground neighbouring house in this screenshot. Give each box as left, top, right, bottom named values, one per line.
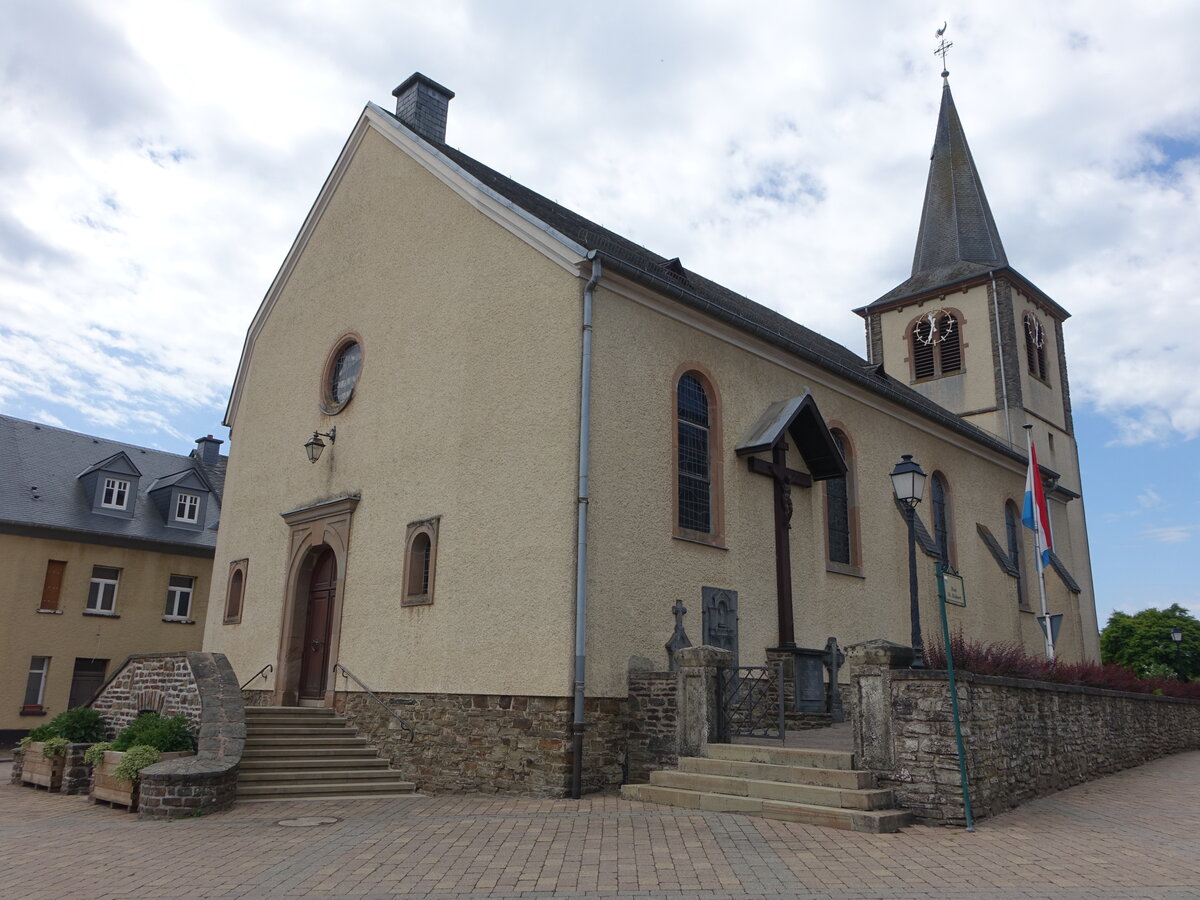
left=204, top=71, right=1098, bottom=794
left=0, top=416, right=224, bottom=743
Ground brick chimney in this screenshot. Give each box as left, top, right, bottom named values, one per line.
left=195, top=434, right=224, bottom=464
left=392, top=72, right=455, bottom=143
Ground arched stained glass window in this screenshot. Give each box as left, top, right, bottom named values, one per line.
left=826, top=432, right=851, bottom=566
left=1005, top=501, right=1027, bottom=608
left=931, top=473, right=951, bottom=565
left=677, top=373, right=712, bottom=534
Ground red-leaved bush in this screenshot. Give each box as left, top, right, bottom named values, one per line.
left=924, top=632, right=1200, bottom=701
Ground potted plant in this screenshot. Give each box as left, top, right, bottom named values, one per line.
left=18, top=708, right=106, bottom=792
left=87, top=712, right=196, bottom=811
left=19, top=732, right=69, bottom=790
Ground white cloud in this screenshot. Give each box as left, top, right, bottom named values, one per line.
left=1, top=0, right=1200, bottom=449
left=1138, top=488, right=1163, bottom=509
left=1143, top=525, right=1196, bottom=544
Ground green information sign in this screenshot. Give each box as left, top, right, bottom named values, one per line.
left=937, top=565, right=967, bottom=607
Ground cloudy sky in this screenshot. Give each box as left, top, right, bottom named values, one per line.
left=2, top=1, right=1198, bottom=628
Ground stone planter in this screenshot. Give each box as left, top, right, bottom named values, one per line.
left=90, top=750, right=193, bottom=811
left=20, top=743, right=65, bottom=791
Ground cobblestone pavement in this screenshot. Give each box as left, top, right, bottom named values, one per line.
left=2, top=751, right=1199, bottom=900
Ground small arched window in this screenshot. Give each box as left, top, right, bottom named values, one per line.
left=1024, top=313, right=1050, bottom=382
left=911, top=310, right=963, bottom=381
left=1005, top=501, right=1028, bottom=609
left=224, top=560, right=247, bottom=624
left=402, top=517, right=440, bottom=606
left=931, top=473, right=952, bottom=566
left=676, top=372, right=713, bottom=535
left=825, top=430, right=860, bottom=572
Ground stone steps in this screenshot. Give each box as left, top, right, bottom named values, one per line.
left=238, top=707, right=415, bottom=802
left=622, top=742, right=911, bottom=833
left=678, top=756, right=874, bottom=790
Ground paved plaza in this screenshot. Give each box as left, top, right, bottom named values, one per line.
left=2, top=751, right=1199, bottom=900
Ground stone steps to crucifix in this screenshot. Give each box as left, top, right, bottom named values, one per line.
left=678, top=756, right=875, bottom=790
left=624, top=784, right=910, bottom=833
left=621, top=741, right=911, bottom=833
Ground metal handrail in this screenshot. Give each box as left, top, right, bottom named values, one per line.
left=239, top=663, right=273, bottom=690
left=333, top=663, right=415, bottom=742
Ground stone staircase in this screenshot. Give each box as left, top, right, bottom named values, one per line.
left=238, top=706, right=416, bottom=801
left=621, top=742, right=911, bottom=833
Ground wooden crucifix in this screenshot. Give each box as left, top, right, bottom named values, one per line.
left=747, top=442, right=811, bottom=648
left=736, top=393, right=846, bottom=651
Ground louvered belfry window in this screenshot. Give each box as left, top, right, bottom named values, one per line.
left=1024, top=314, right=1049, bottom=382
left=677, top=373, right=712, bottom=533
left=911, top=311, right=961, bottom=380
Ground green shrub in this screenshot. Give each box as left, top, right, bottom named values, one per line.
left=111, top=712, right=196, bottom=753
left=24, top=724, right=55, bottom=744
left=46, top=707, right=106, bottom=743
left=40, top=737, right=70, bottom=758
left=112, top=745, right=162, bottom=782
left=83, top=742, right=114, bottom=767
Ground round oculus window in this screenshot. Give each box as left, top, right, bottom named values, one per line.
left=324, top=340, right=363, bottom=412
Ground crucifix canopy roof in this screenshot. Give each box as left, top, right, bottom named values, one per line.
left=735, top=393, right=847, bottom=481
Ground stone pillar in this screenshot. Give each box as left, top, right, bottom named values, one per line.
left=59, top=743, right=94, bottom=795
left=674, top=645, right=732, bottom=756
left=846, top=639, right=913, bottom=771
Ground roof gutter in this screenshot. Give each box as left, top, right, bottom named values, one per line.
left=570, top=254, right=602, bottom=800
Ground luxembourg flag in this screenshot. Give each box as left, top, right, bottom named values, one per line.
left=1022, top=436, right=1054, bottom=570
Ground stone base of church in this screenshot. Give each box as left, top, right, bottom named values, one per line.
left=311, top=690, right=629, bottom=796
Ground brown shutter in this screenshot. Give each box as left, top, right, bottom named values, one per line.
left=40, top=560, right=66, bottom=610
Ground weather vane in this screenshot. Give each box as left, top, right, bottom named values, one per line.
left=934, top=22, right=953, bottom=79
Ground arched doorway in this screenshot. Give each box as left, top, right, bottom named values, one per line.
left=299, top=548, right=337, bottom=701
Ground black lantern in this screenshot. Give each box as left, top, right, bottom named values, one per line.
left=891, top=454, right=928, bottom=668
left=304, top=427, right=336, bottom=464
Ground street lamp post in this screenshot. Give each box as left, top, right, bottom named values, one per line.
left=1171, top=625, right=1184, bottom=680
left=891, top=454, right=928, bottom=669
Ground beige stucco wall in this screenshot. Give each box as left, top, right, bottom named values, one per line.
left=204, top=125, right=583, bottom=698
left=583, top=278, right=1096, bottom=696
left=1, top=533, right=210, bottom=733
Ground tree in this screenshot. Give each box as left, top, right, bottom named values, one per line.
left=1100, top=604, right=1199, bottom=680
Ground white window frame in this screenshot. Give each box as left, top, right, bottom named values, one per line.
left=87, top=566, right=120, bottom=614
left=164, top=575, right=194, bottom=620
left=101, top=478, right=130, bottom=509
left=24, top=656, right=50, bottom=709
left=175, top=492, right=200, bottom=522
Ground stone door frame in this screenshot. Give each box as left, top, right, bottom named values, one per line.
left=276, top=495, right=358, bottom=707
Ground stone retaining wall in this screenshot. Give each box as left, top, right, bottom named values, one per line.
left=625, top=672, right=680, bottom=783
left=90, top=653, right=203, bottom=738
left=850, top=641, right=1200, bottom=825
left=333, top=691, right=626, bottom=796
left=90, top=652, right=244, bottom=820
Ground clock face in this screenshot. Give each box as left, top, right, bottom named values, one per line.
left=329, top=342, right=362, bottom=405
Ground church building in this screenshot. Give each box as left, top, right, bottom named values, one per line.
left=204, top=71, right=1098, bottom=794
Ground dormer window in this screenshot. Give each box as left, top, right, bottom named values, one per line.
left=175, top=493, right=200, bottom=522
left=148, top=469, right=211, bottom=531
left=78, top=452, right=141, bottom=519
left=102, top=478, right=129, bottom=509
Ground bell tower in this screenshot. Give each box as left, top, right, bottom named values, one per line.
left=855, top=77, right=1075, bottom=452
left=855, top=62, right=1100, bottom=662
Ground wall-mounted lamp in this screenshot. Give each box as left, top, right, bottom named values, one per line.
left=304, top=427, right=336, bottom=464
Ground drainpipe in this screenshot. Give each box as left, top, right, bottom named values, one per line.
left=571, top=253, right=602, bottom=800
left=990, top=271, right=1013, bottom=448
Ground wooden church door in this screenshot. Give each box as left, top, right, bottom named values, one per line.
left=299, top=548, right=337, bottom=700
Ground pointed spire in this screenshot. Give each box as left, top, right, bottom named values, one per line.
left=910, top=83, right=1007, bottom=277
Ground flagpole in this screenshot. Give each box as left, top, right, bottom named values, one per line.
left=1023, top=424, right=1055, bottom=661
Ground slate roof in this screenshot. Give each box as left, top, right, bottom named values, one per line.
left=0, top=415, right=221, bottom=554
left=867, top=82, right=1008, bottom=308
left=380, top=107, right=1031, bottom=467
